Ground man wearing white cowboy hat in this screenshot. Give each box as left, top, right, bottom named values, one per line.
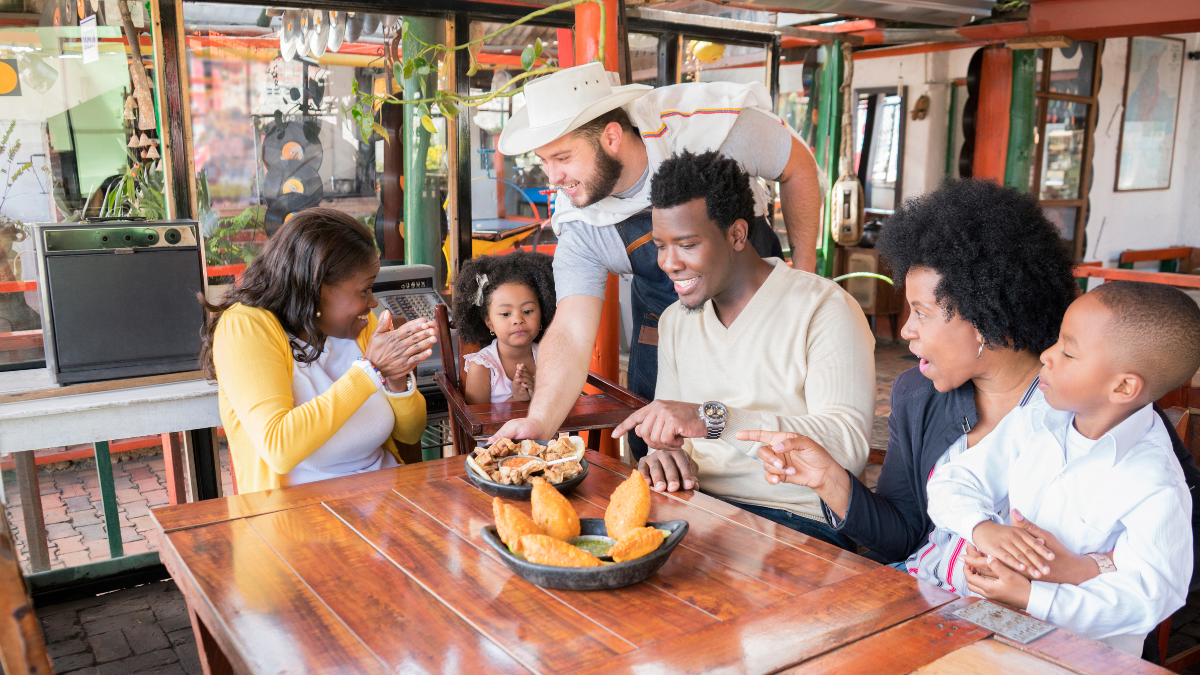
left=489, top=61, right=822, bottom=459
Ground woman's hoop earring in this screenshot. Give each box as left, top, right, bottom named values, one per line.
left=977, top=343, right=984, bottom=359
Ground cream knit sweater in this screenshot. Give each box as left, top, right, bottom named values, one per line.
left=656, top=258, right=876, bottom=520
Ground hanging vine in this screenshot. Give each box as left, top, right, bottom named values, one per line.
left=343, top=0, right=606, bottom=142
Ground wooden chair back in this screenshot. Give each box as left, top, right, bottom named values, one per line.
left=1152, top=406, right=1194, bottom=668
left=1118, top=246, right=1195, bottom=274
left=434, top=303, right=479, bottom=456
left=0, top=506, right=54, bottom=675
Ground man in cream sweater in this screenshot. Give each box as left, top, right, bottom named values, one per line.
left=612, top=150, right=875, bottom=549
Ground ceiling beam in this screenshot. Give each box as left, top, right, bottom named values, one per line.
left=627, top=7, right=864, bottom=44
left=1028, top=0, right=1200, bottom=39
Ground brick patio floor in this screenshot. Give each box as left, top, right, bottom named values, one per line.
left=12, top=341, right=1200, bottom=672
left=3, top=447, right=234, bottom=573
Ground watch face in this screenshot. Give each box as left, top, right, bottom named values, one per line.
left=702, top=401, right=727, bottom=422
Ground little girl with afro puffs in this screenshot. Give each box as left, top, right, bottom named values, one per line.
left=452, top=251, right=556, bottom=404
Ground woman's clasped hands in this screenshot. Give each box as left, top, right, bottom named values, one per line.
left=364, top=309, right=438, bottom=391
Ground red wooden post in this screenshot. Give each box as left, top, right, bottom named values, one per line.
left=575, top=0, right=623, bottom=458
left=557, top=28, right=575, bottom=68
left=973, top=46, right=1013, bottom=182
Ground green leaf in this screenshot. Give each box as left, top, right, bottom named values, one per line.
left=372, top=122, right=390, bottom=143
left=417, top=103, right=430, bottom=118
left=521, top=44, right=535, bottom=71
left=413, top=56, right=429, bottom=77
left=420, top=114, right=436, bottom=134
left=403, top=60, right=414, bottom=80
left=393, top=62, right=404, bottom=87
left=533, top=38, right=543, bottom=60
left=466, top=60, right=479, bottom=77
left=439, top=98, right=460, bottom=118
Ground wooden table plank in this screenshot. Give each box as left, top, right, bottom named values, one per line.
left=403, top=477, right=789, bottom=625
left=164, top=520, right=391, bottom=675
left=324, top=489, right=634, bottom=673
left=568, top=566, right=957, bottom=675
left=583, top=454, right=877, bottom=574
left=910, top=639, right=1078, bottom=675
left=571, top=465, right=859, bottom=595
left=247, top=506, right=533, bottom=674
left=995, top=627, right=1171, bottom=675
left=152, top=459, right=467, bottom=532
left=780, top=598, right=992, bottom=675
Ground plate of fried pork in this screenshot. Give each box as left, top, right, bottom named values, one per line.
left=465, top=436, right=588, bottom=499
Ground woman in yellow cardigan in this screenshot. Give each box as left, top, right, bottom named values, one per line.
left=198, top=208, right=435, bottom=493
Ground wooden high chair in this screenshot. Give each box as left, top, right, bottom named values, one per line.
left=433, top=304, right=648, bottom=456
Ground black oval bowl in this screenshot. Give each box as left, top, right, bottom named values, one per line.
left=481, top=518, right=689, bottom=591
left=465, top=447, right=589, bottom=500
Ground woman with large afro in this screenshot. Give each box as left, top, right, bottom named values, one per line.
left=737, top=180, right=1198, bottom=650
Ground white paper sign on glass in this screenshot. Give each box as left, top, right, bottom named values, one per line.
left=80, top=15, right=99, bottom=64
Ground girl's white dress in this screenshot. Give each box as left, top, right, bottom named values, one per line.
left=462, top=339, right=539, bottom=403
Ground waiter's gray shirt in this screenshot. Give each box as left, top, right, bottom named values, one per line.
left=553, top=108, right=792, bottom=302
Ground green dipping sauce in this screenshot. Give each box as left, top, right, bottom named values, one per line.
left=569, top=537, right=615, bottom=558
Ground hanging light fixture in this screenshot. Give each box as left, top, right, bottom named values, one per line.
left=137, top=133, right=151, bottom=147
left=127, top=134, right=140, bottom=148
left=144, top=145, right=160, bottom=160
left=123, top=96, right=136, bottom=120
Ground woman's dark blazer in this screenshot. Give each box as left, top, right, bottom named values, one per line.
left=825, top=367, right=1200, bottom=573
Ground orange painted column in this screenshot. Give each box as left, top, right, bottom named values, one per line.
left=973, top=46, right=1013, bottom=182
left=576, top=0, right=623, bottom=458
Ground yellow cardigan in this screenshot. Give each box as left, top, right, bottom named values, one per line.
left=212, top=303, right=426, bottom=493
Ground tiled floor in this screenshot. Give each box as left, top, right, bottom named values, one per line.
left=12, top=340, right=1200, bottom=673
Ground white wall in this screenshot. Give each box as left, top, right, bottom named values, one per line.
left=852, top=50, right=955, bottom=202
left=1085, top=33, right=1200, bottom=264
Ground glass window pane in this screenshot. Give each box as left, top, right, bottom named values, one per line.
left=185, top=4, right=396, bottom=273
left=1, top=5, right=165, bottom=369
left=470, top=22, right=559, bottom=227
left=1042, top=206, right=1078, bottom=241
left=1036, top=48, right=1047, bottom=92
left=1048, top=42, right=1095, bottom=97
left=1039, top=101, right=1089, bottom=200
left=629, top=32, right=658, bottom=86
left=682, top=40, right=766, bottom=86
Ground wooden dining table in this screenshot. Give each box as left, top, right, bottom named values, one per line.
left=150, top=451, right=1167, bottom=675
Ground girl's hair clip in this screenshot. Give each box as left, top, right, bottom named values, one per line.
left=473, top=274, right=489, bottom=306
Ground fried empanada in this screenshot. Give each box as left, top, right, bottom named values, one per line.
left=530, top=477, right=580, bottom=540
left=519, top=534, right=603, bottom=567
left=493, top=498, right=542, bottom=552
left=605, top=471, right=651, bottom=540
left=609, top=527, right=669, bottom=563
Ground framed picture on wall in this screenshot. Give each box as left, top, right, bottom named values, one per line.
left=1115, top=35, right=1184, bottom=191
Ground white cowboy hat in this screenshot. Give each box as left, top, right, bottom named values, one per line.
left=497, top=62, right=651, bottom=156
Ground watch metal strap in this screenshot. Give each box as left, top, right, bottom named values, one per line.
left=706, top=425, right=721, bottom=440
left=1087, top=552, right=1116, bottom=574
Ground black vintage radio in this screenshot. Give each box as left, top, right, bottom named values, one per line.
left=33, top=221, right=206, bottom=385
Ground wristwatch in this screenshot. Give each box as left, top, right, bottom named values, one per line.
left=699, top=401, right=728, bottom=440
left=1087, top=552, right=1117, bottom=574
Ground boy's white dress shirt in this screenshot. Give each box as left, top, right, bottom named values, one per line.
left=927, top=399, right=1192, bottom=656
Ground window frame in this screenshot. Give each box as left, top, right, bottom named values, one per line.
left=1029, top=41, right=1103, bottom=261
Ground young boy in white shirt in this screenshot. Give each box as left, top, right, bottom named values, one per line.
left=926, top=280, right=1200, bottom=656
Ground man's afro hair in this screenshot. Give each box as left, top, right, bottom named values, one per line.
left=650, top=149, right=756, bottom=235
